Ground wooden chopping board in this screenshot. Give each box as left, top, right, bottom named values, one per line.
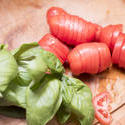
left=0, top=0, right=125, bottom=125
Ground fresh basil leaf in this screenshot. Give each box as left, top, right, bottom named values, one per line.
left=11, top=42, right=48, bottom=85
left=2, top=78, right=27, bottom=108
left=26, top=75, right=62, bottom=125
left=58, top=75, right=94, bottom=125
left=56, top=105, right=70, bottom=124
left=0, top=106, right=25, bottom=118
left=41, top=50, right=64, bottom=74
left=0, top=44, right=18, bottom=92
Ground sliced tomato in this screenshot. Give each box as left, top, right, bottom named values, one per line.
left=76, top=17, right=83, bottom=44
left=93, top=92, right=112, bottom=125
left=47, top=7, right=67, bottom=23
left=86, top=22, right=96, bottom=42
left=112, top=33, right=125, bottom=64
left=68, top=48, right=82, bottom=75
left=80, top=19, right=87, bottom=43
left=95, top=24, right=102, bottom=41
left=72, top=16, right=79, bottom=45
left=119, top=41, right=125, bottom=68
left=99, top=43, right=111, bottom=72
left=100, top=25, right=113, bottom=48
left=38, top=33, right=69, bottom=64
left=57, top=15, right=65, bottom=40
left=48, top=16, right=59, bottom=37
left=110, top=24, right=123, bottom=52
left=63, top=14, right=71, bottom=43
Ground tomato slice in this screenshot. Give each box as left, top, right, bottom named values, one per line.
left=100, top=25, right=113, bottom=48
left=95, top=24, right=102, bottom=41
left=63, top=14, right=71, bottom=43
left=86, top=22, right=96, bottom=42
left=110, top=24, right=123, bottom=52
left=119, top=40, right=125, bottom=68
left=76, top=17, right=83, bottom=44
left=80, top=19, right=87, bottom=43
left=68, top=48, right=82, bottom=75
left=72, top=16, right=79, bottom=45
left=100, top=43, right=111, bottom=72
left=47, top=7, right=67, bottom=24
left=112, top=33, right=125, bottom=64
left=57, top=15, right=65, bottom=41
left=48, top=16, right=59, bottom=37
left=93, top=92, right=112, bottom=125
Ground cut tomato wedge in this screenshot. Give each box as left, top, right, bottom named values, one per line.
left=93, top=92, right=112, bottom=125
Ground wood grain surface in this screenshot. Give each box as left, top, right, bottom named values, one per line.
left=0, top=0, right=125, bottom=125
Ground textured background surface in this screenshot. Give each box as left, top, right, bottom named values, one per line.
left=0, top=0, right=125, bottom=124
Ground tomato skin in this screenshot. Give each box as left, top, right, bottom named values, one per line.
left=93, top=92, right=112, bottom=125
left=47, top=7, right=67, bottom=23
left=38, top=33, right=69, bottom=64
left=48, top=14, right=98, bottom=46
left=99, top=24, right=123, bottom=51
left=112, top=33, right=125, bottom=65
left=119, top=41, right=125, bottom=68
left=67, top=43, right=111, bottom=75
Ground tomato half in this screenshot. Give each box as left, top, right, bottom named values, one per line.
left=93, top=92, right=112, bottom=125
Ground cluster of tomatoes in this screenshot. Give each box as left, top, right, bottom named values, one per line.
left=38, top=7, right=124, bottom=125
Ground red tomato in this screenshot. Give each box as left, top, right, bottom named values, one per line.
left=38, top=33, right=69, bottom=64
left=68, top=48, right=82, bottom=75
left=47, top=7, right=67, bottom=23
left=118, top=41, right=125, bottom=68
left=93, top=92, right=112, bottom=125
left=110, top=24, right=123, bottom=51
left=99, top=25, right=113, bottom=49
left=99, top=24, right=123, bottom=51
left=67, top=43, right=111, bottom=75
left=48, top=14, right=99, bottom=46
left=95, top=24, right=102, bottom=41
left=112, top=33, right=125, bottom=64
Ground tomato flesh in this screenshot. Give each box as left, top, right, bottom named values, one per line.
left=93, top=92, right=112, bottom=125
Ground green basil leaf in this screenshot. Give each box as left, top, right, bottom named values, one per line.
left=26, top=75, right=62, bottom=125
left=11, top=42, right=48, bottom=85
left=0, top=44, right=18, bottom=92
left=56, top=105, right=70, bottom=124
left=2, top=78, right=27, bottom=108
left=58, top=75, right=94, bottom=125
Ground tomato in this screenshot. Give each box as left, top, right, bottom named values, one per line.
left=93, top=92, right=112, bottom=125
left=47, top=7, right=67, bottom=23
left=68, top=48, right=82, bottom=75
left=119, top=41, right=125, bottom=68
left=99, top=25, right=113, bottom=48
left=76, top=17, right=83, bottom=44
left=38, top=33, right=69, bottom=64
left=95, top=24, right=102, bottom=41
left=63, top=15, right=71, bottom=43
left=110, top=24, right=123, bottom=52
left=112, top=33, right=125, bottom=64
left=68, top=43, right=111, bottom=75
left=72, top=16, right=79, bottom=45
